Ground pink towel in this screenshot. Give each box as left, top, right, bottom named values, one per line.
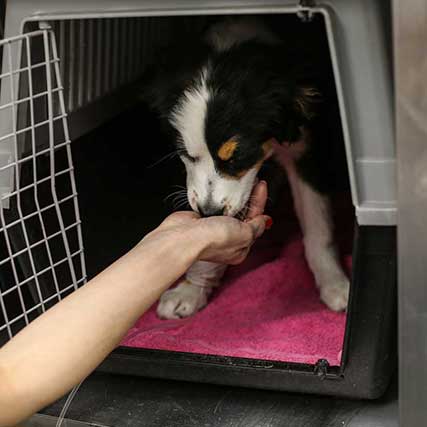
left=122, top=193, right=352, bottom=366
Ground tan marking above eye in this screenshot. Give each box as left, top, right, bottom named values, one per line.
left=218, top=138, right=238, bottom=161
left=221, top=138, right=274, bottom=180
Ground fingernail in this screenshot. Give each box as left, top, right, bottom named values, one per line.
left=265, top=217, right=273, bottom=230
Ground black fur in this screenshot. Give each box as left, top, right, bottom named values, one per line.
left=141, top=40, right=212, bottom=119
left=141, top=24, right=348, bottom=195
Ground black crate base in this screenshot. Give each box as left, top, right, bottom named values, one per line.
left=99, top=226, right=397, bottom=399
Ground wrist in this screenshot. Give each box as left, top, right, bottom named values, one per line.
left=134, top=226, right=204, bottom=269
left=173, top=229, right=204, bottom=267
left=183, top=225, right=210, bottom=261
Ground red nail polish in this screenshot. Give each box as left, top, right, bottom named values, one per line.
left=265, top=217, right=273, bottom=230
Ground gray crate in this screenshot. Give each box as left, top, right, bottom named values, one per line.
left=0, top=0, right=397, bottom=225
left=0, top=0, right=397, bottom=401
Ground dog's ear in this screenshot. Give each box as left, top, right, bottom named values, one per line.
left=272, top=83, right=323, bottom=143
left=140, top=41, right=211, bottom=117
left=293, top=85, right=323, bottom=121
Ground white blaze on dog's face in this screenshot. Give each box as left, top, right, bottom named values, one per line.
left=169, top=72, right=267, bottom=217
left=183, top=152, right=259, bottom=217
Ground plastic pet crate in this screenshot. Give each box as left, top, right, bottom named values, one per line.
left=0, top=0, right=396, bottom=399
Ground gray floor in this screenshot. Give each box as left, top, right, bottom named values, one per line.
left=36, top=371, right=398, bottom=427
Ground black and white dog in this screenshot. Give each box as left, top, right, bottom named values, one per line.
left=143, top=18, right=350, bottom=319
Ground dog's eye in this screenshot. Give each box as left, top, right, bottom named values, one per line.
left=182, top=153, right=199, bottom=163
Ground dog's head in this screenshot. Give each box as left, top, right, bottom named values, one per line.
left=143, top=41, right=321, bottom=216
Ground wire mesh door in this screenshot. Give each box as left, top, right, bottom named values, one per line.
left=0, top=26, right=87, bottom=345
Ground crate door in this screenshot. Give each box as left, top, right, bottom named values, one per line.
left=0, top=27, right=87, bottom=345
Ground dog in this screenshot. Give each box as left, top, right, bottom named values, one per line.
left=142, top=17, right=350, bottom=319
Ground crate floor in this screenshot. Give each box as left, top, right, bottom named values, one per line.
left=41, top=371, right=398, bottom=427
left=121, top=207, right=351, bottom=365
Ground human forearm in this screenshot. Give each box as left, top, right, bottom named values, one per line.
left=0, top=231, right=200, bottom=427
left=0, top=192, right=269, bottom=427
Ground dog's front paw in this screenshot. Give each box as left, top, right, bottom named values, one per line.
left=157, top=281, right=209, bottom=319
left=319, top=278, right=350, bottom=312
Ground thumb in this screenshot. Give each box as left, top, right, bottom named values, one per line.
left=247, top=215, right=271, bottom=239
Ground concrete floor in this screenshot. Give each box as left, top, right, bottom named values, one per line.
left=36, top=371, right=398, bottom=427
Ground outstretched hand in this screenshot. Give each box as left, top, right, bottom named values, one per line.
left=141, top=180, right=271, bottom=265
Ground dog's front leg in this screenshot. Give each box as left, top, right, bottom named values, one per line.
left=277, top=144, right=349, bottom=311
left=296, top=181, right=350, bottom=311
left=157, top=261, right=227, bottom=319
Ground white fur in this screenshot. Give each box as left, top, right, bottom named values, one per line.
left=274, top=142, right=349, bottom=311
left=170, top=67, right=258, bottom=217
left=299, top=184, right=349, bottom=311
left=168, top=18, right=277, bottom=216
left=170, top=68, right=211, bottom=156
left=157, top=261, right=226, bottom=319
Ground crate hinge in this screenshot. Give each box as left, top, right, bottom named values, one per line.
left=38, top=21, right=52, bottom=30
left=297, top=0, right=316, bottom=22
left=314, top=358, right=330, bottom=380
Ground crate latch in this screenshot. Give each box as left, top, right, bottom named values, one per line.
left=314, top=358, right=330, bottom=380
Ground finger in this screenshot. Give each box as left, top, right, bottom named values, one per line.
left=247, top=215, right=270, bottom=239
left=246, top=180, right=268, bottom=220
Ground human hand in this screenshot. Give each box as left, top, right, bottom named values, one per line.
left=140, top=181, right=271, bottom=265
left=196, top=179, right=271, bottom=264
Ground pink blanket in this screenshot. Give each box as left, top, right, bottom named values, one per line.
left=122, top=194, right=352, bottom=366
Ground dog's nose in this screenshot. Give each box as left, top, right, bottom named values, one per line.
left=198, top=204, right=225, bottom=217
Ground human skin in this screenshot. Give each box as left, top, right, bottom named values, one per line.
left=0, top=181, right=270, bottom=427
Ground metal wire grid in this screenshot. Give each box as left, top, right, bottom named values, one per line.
left=49, top=16, right=210, bottom=115
left=0, top=28, right=86, bottom=343
left=0, top=17, right=211, bottom=345
left=52, top=17, right=175, bottom=114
